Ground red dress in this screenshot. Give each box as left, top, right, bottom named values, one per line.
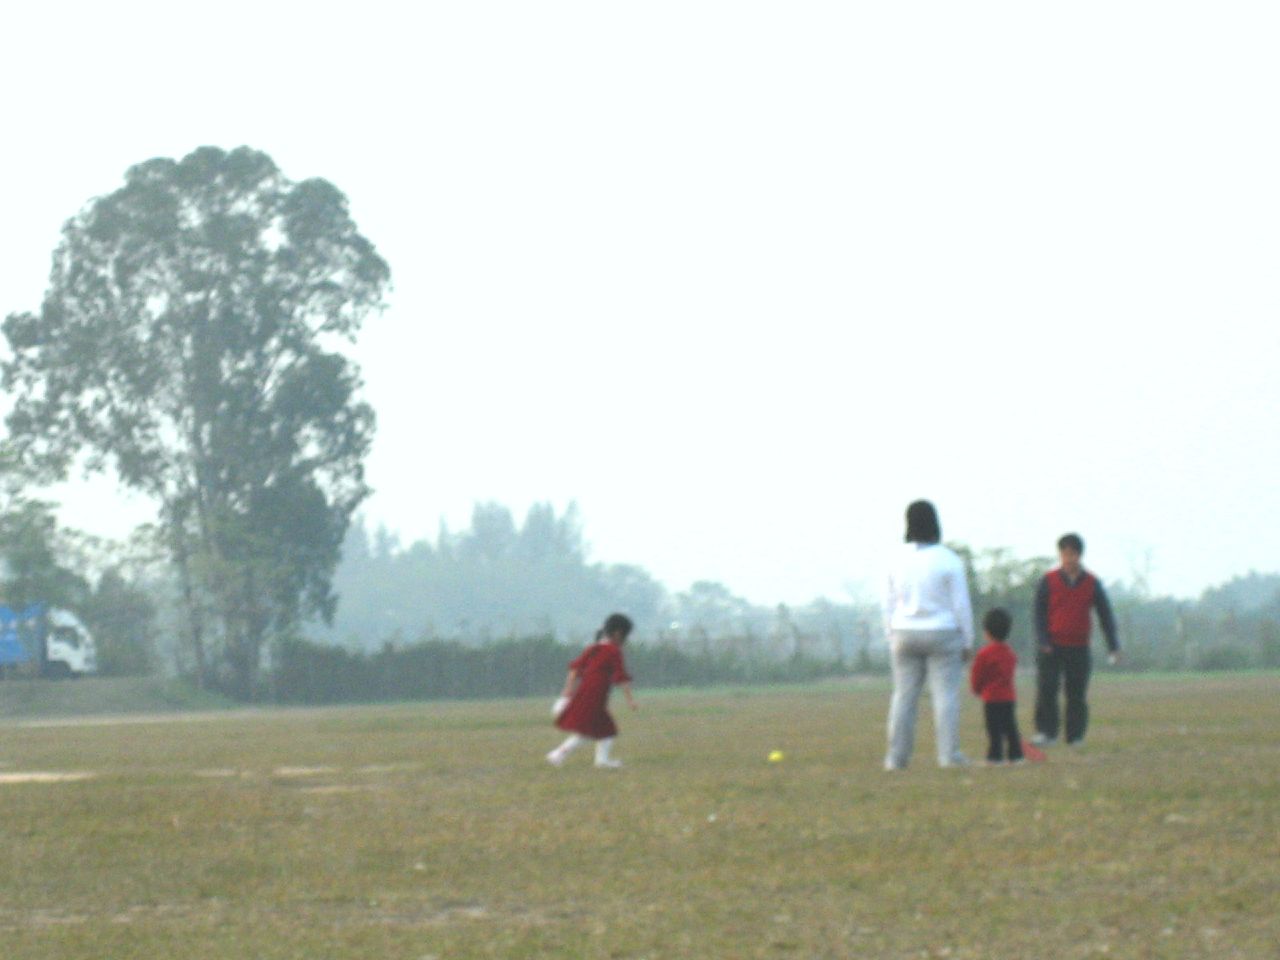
left=555, top=641, right=632, bottom=739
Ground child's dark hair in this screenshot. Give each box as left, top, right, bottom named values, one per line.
left=983, top=608, right=1012, bottom=641
left=1057, top=533, right=1084, bottom=554
left=602, top=613, right=633, bottom=642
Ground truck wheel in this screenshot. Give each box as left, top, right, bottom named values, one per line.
left=44, top=661, right=72, bottom=680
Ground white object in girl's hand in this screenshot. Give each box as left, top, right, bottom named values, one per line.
left=552, top=696, right=570, bottom=718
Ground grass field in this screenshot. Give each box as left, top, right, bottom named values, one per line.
left=1, top=673, right=1277, bottom=959
left=0, top=677, right=235, bottom=719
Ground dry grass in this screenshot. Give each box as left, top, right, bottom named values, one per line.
left=0, top=673, right=1277, bottom=959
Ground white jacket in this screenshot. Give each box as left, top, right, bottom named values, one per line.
left=883, top=542, right=975, bottom=649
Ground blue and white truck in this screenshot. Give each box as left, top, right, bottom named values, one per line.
left=0, top=603, right=98, bottom=678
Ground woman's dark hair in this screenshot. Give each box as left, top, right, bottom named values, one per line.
left=602, top=613, right=633, bottom=642
left=983, top=608, right=1012, bottom=641
left=1057, top=533, right=1084, bottom=554
left=904, top=500, right=941, bottom=544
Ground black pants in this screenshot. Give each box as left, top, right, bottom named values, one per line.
left=1034, top=646, right=1092, bottom=743
left=983, top=701, right=1023, bottom=762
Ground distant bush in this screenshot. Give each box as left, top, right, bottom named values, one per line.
left=1257, top=620, right=1280, bottom=669
left=270, top=635, right=852, bottom=706
left=1194, top=643, right=1257, bottom=672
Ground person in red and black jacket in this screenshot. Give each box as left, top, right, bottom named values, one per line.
left=1031, top=533, right=1120, bottom=746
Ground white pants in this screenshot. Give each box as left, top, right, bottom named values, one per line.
left=885, top=630, right=966, bottom=768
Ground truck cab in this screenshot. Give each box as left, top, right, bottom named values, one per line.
left=43, top=608, right=98, bottom=677
left=0, top=604, right=99, bottom=678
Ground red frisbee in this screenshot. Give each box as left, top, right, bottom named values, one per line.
left=1021, top=740, right=1047, bottom=763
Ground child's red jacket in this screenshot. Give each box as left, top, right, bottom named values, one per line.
left=970, top=641, right=1017, bottom=703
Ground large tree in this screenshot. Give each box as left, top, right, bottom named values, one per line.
left=3, top=146, right=391, bottom=697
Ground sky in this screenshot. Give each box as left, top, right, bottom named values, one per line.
left=1, top=2, right=1278, bottom=606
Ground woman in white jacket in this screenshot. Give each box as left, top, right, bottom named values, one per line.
left=882, top=500, right=975, bottom=770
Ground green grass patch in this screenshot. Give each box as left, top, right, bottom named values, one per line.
left=0, top=673, right=1276, bottom=958
left=0, top=677, right=235, bottom=719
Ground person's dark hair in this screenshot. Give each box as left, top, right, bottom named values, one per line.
left=983, top=608, right=1012, bottom=641
left=904, top=500, right=941, bottom=544
left=1057, top=533, right=1084, bottom=554
left=603, top=613, right=633, bottom=643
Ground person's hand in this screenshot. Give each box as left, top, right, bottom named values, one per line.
left=1040, top=645, right=1054, bottom=657
left=1107, top=651, right=1121, bottom=667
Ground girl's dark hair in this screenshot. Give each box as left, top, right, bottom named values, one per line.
left=602, top=613, right=633, bottom=642
left=904, top=500, right=941, bottom=544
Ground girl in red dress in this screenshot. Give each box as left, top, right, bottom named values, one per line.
left=547, top=613, right=637, bottom=768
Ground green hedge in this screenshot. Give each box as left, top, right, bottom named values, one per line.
left=271, top=636, right=852, bottom=705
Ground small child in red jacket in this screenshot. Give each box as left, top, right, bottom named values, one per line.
left=970, top=608, right=1024, bottom=764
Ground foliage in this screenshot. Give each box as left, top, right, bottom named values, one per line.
left=0, top=452, right=88, bottom=609
left=3, top=147, right=389, bottom=699
left=949, top=543, right=1052, bottom=653
left=272, top=634, right=847, bottom=705
left=79, top=568, right=158, bottom=676
left=316, top=503, right=672, bottom=644
left=1198, top=571, right=1280, bottom=616
left=0, top=450, right=160, bottom=674
left=313, top=503, right=884, bottom=668
left=0, top=496, right=89, bottom=611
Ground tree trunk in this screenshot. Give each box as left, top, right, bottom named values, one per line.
left=171, top=525, right=209, bottom=689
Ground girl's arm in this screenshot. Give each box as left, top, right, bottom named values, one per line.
left=560, top=669, right=578, bottom=698
left=620, top=680, right=637, bottom=710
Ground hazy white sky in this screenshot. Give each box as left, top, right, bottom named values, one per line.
left=2, top=2, right=1278, bottom=604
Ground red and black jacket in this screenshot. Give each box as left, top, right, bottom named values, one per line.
left=1034, top=568, right=1119, bottom=651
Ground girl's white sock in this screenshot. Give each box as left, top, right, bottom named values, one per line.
left=594, top=737, right=620, bottom=767
left=548, top=734, right=585, bottom=764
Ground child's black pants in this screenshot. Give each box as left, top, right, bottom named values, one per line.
left=983, top=701, right=1023, bottom=762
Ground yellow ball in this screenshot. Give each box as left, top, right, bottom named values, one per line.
left=768, top=750, right=785, bottom=763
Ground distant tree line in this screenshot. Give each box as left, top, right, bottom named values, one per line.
left=1109, top=574, right=1280, bottom=671
left=308, top=503, right=884, bottom=667
left=2, top=487, right=1279, bottom=701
